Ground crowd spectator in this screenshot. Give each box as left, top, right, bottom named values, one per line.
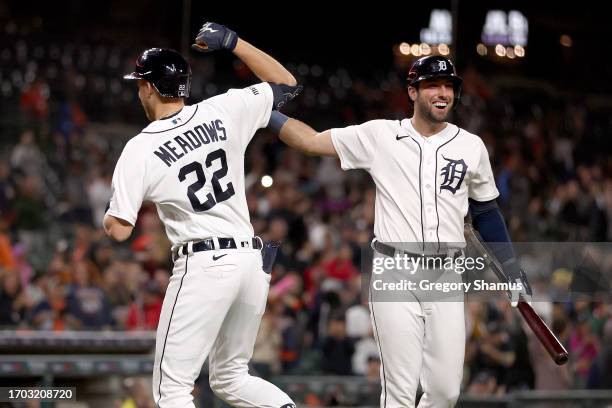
left=569, top=312, right=601, bottom=388
left=321, top=315, right=355, bottom=375
left=125, top=281, right=163, bottom=331
left=64, top=260, right=113, bottom=329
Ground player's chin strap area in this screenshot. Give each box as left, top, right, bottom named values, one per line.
left=172, top=236, right=263, bottom=261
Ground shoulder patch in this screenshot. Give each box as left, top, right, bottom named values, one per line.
left=249, top=86, right=259, bottom=96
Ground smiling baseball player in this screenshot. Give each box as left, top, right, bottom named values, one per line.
left=268, top=56, right=531, bottom=407
left=103, top=22, right=299, bottom=408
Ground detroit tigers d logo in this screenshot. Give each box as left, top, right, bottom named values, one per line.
left=440, top=156, right=467, bottom=194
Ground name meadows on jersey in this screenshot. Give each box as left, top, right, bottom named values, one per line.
left=371, top=279, right=524, bottom=293
left=153, top=119, right=228, bottom=167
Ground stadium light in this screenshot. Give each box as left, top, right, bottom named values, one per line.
left=420, top=43, right=431, bottom=55
left=399, top=42, right=411, bottom=55
left=476, top=43, right=487, bottom=56
left=495, top=44, right=506, bottom=57
left=560, top=34, right=573, bottom=47
left=261, top=175, right=273, bottom=188
left=514, top=45, right=525, bottom=57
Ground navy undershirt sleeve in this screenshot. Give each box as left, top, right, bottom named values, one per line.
left=469, top=198, right=516, bottom=264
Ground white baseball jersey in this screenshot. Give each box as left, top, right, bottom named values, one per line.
left=331, top=118, right=499, bottom=245
left=106, top=82, right=273, bottom=246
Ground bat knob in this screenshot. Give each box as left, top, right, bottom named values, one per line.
left=555, top=353, right=569, bottom=366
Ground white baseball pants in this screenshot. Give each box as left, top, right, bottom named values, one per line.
left=152, top=247, right=294, bottom=408
left=369, top=252, right=465, bottom=407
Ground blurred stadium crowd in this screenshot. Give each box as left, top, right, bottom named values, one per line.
left=1, top=19, right=612, bottom=405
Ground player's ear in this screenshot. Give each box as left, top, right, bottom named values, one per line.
left=147, top=82, right=154, bottom=98
left=407, top=86, right=417, bottom=103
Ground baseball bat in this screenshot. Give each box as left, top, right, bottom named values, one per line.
left=464, top=223, right=569, bottom=365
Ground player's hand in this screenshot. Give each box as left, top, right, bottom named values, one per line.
left=191, top=22, right=238, bottom=53
left=507, top=265, right=532, bottom=307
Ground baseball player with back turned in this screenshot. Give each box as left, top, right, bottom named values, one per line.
left=268, top=56, right=532, bottom=407
left=103, top=22, right=300, bottom=408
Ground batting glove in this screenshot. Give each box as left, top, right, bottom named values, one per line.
left=192, top=22, right=238, bottom=53
left=505, top=261, right=533, bottom=307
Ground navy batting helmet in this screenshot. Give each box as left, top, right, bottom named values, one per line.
left=124, top=48, right=191, bottom=98
left=407, top=56, right=462, bottom=104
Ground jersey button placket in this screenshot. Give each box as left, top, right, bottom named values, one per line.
left=421, top=143, right=437, bottom=238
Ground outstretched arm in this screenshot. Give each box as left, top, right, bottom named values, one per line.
left=192, top=22, right=296, bottom=86
left=269, top=111, right=338, bottom=157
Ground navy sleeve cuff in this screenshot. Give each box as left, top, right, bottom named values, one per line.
left=267, top=110, right=290, bottom=134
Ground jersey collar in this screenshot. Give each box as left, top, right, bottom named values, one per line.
left=141, top=104, right=198, bottom=134
left=401, top=118, right=457, bottom=146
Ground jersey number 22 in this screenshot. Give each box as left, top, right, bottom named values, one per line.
left=178, top=148, right=235, bottom=212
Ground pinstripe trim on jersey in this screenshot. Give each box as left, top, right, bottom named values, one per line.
left=143, top=105, right=199, bottom=134
left=410, top=137, right=425, bottom=251
left=434, top=127, right=461, bottom=251
left=156, top=253, right=190, bottom=408
left=369, top=286, right=387, bottom=408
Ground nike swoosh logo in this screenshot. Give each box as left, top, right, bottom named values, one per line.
left=396, top=134, right=411, bottom=141
left=212, top=254, right=227, bottom=261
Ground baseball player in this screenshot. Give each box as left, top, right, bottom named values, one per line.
left=103, top=22, right=300, bottom=408
left=268, top=56, right=531, bottom=407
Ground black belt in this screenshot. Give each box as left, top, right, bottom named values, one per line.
left=373, top=240, right=461, bottom=260
left=173, top=237, right=262, bottom=260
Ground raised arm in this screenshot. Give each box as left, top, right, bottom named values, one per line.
left=192, top=22, right=296, bottom=86
left=269, top=111, right=338, bottom=157
left=232, top=39, right=296, bottom=86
